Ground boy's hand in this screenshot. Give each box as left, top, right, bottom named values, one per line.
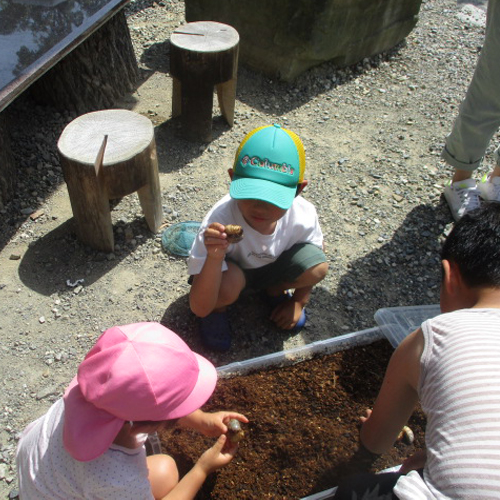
left=197, top=435, right=238, bottom=474
left=203, top=222, right=229, bottom=260
left=270, top=299, right=304, bottom=330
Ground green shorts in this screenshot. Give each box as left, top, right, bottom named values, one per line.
left=239, top=243, right=326, bottom=290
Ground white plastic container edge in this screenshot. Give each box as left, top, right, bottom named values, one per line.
left=217, top=326, right=384, bottom=377
left=374, top=304, right=441, bottom=348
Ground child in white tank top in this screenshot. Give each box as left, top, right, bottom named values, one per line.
left=334, top=202, right=500, bottom=499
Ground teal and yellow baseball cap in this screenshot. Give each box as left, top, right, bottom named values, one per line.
left=230, top=124, right=306, bottom=209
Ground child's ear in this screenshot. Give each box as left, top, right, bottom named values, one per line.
left=228, top=168, right=234, bottom=181
left=441, top=259, right=473, bottom=312
left=296, top=179, right=308, bottom=196
left=442, top=259, right=453, bottom=295
left=442, top=259, right=463, bottom=296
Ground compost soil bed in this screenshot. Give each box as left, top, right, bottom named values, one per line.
left=160, top=339, right=426, bottom=499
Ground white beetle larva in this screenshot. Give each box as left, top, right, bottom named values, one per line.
left=225, top=225, right=244, bottom=243
left=398, top=425, right=415, bottom=445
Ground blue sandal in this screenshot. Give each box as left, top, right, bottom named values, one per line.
left=261, top=290, right=307, bottom=331
left=293, top=307, right=307, bottom=331
left=199, top=312, right=232, bottom=352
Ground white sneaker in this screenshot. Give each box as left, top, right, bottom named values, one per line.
left=478, top=174, right=500, bottom=202
left=443, top=178, right=481, bottom=221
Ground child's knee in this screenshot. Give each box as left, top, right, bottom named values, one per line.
left=147, top=454, right=178, bottom=499
left=218, top=285, right=240, bottom=306
left=218, top=279, right=244, bottom=306
left=301, top=261, right=328, bottom=284
left=218, top=263, right=246, bottom=304
left=314, top=261, right=329, bottom=282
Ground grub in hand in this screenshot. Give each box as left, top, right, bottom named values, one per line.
left=225, top=224, right=244, bottom=243
left=227, top=418, right=246, bottom=443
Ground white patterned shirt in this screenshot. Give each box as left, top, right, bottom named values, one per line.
left=16, top=399, right=154, bottom=499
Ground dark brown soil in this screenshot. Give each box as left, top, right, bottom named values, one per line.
left=160, top=340, right=426, bottom=499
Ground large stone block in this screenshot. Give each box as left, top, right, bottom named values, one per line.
left=185, top=0, right=422, bottom=81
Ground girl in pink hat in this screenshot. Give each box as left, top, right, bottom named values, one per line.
left=16, top=322, right=248, bottom=499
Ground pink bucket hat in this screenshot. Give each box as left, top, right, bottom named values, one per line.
left=63, top=322, right=217, bottom=461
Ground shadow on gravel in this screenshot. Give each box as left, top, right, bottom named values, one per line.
left=333, top=202, right=450, bottom=333
left=139, top=39, right=171, bottom=74
left=17, top=216, right=154, bottom=296
left=153, top=117, right=231, bottom=175
left=137, top=35, right=406, bottom=118
left=231, top=42, right=405, bottom=116
left=159, top=286, right=345, bottom=367
left=0, top=97, right=70, bottom=253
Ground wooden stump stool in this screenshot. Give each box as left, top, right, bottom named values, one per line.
left=57, top=109, right=162, bottom=252
left=170, top=21, right=239, bottom=142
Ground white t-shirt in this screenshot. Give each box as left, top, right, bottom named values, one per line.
left=394, top=309, right=500, bottom=499
left=16, top=399, right=154, bottom=500
left=188, top=194, right=323, bottom=275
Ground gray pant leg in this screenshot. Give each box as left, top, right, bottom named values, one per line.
left=441, top=0, right=500, bottom=171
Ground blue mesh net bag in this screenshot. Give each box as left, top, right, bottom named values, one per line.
left=161, top=221, right=201, bottom=257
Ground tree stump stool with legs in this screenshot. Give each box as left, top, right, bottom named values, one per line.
left=57, top=109, right=162, bottom=252
left=170, top=21, right=239, bottom=142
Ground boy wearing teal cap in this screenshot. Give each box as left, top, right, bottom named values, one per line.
left=188, top=124, right=328, bottom=351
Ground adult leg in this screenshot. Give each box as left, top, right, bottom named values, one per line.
left=442, top=0, right=500, bottom=219
left=478, top=145, right=500, bottom=201
left=492, top=147, right=500, bottom=178
left=442, top=0, right=500, bottom=173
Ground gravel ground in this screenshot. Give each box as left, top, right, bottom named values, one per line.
left=0, top=0, right=495, bottom=496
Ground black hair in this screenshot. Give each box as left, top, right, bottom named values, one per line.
left=441, top=202, right=500, bottom=288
